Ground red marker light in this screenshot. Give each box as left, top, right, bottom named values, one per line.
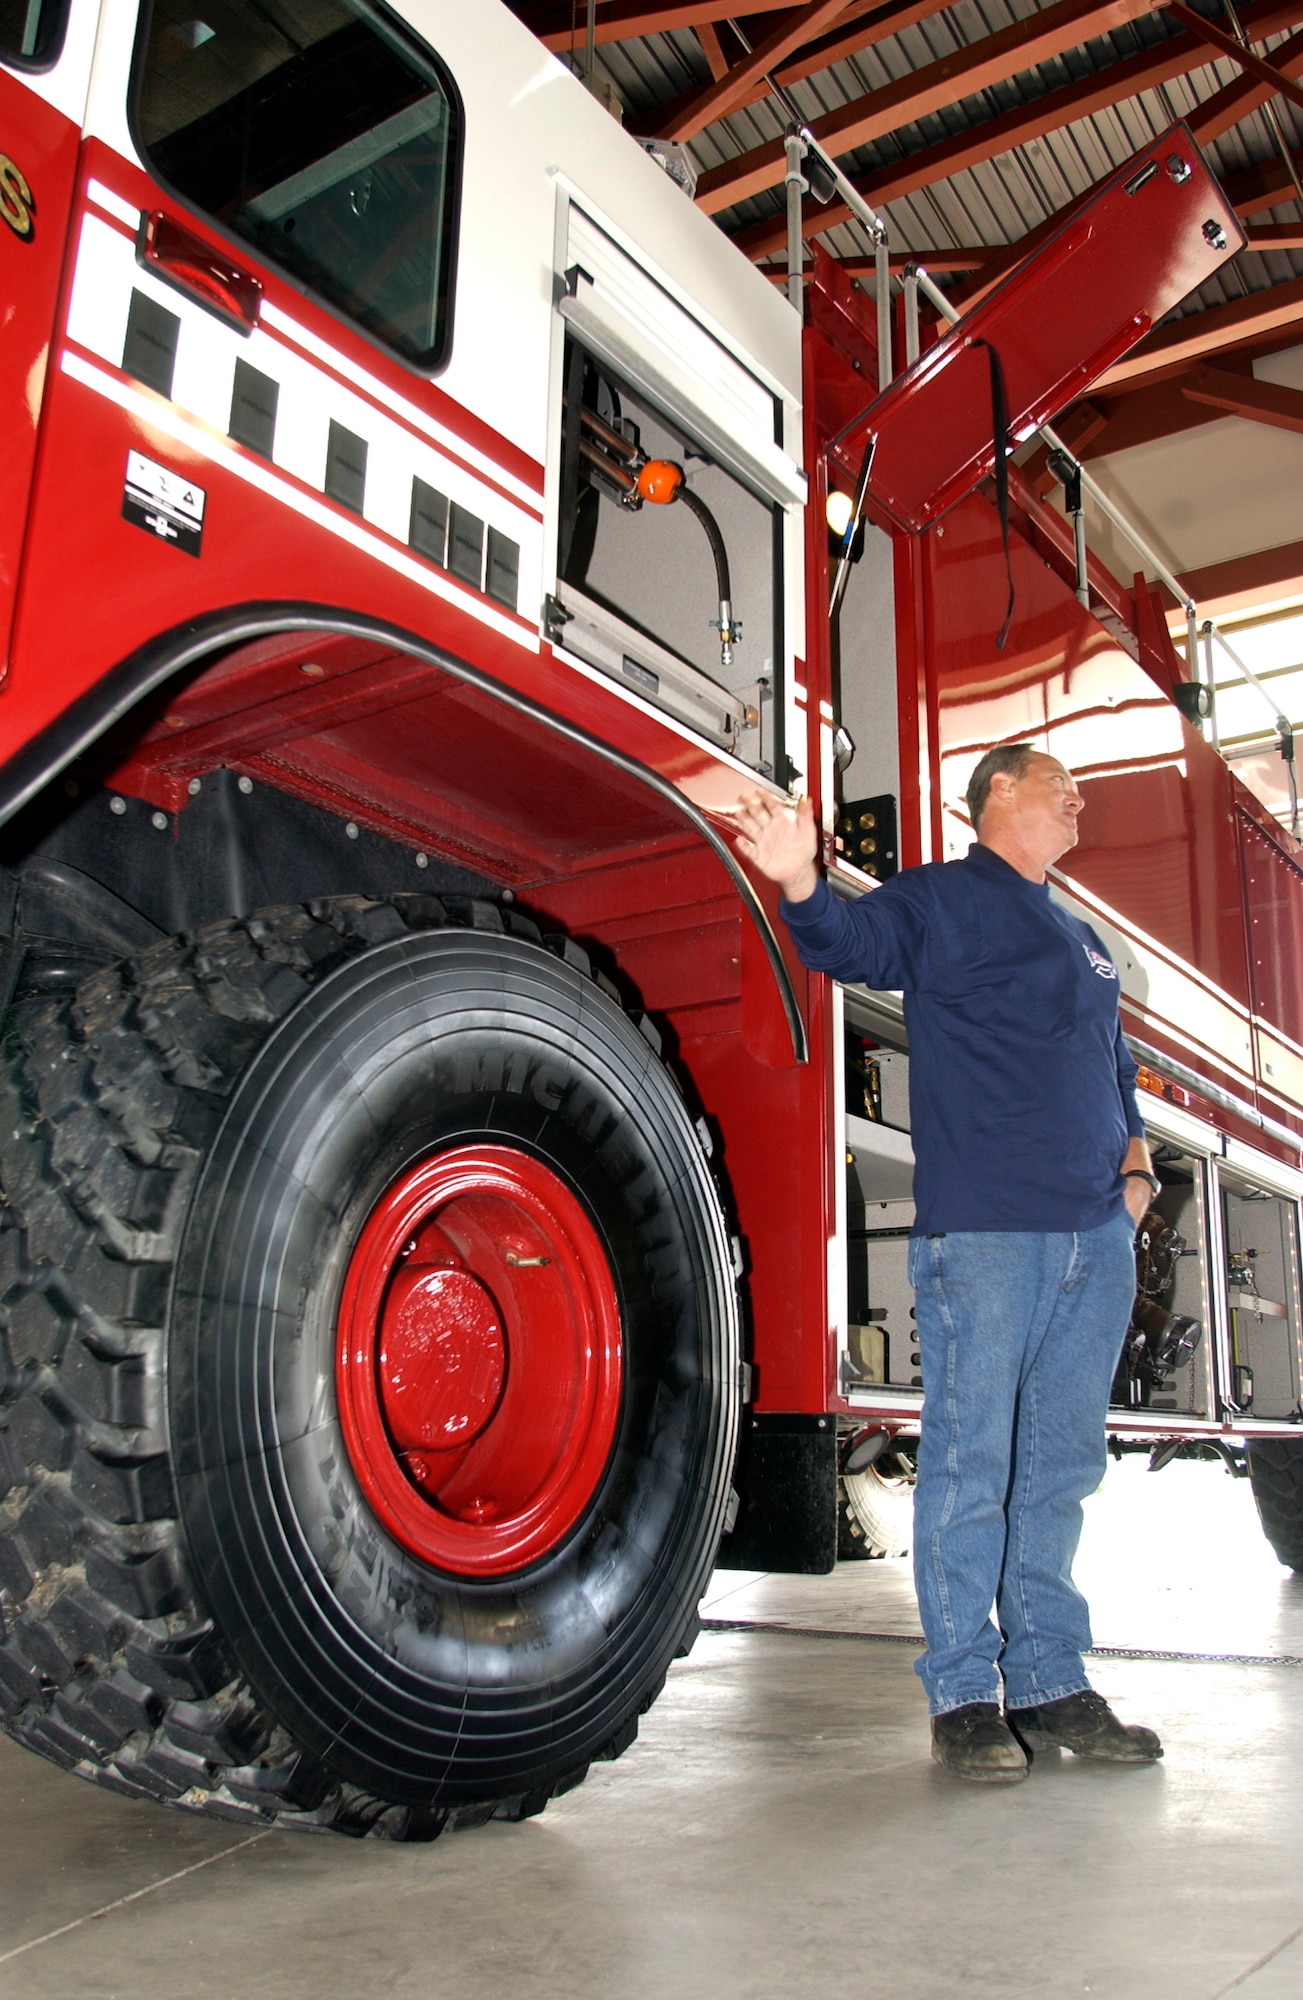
left=138, top=211, right=263, bottom=335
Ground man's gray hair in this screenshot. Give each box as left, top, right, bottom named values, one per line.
left=966, top=743, right=1037, bottom=830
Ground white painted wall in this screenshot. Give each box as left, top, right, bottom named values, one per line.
left=1068, top=343, right=1303, bottom=589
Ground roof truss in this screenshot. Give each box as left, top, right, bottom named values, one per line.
left=727, top=0, right=1303, bottom=259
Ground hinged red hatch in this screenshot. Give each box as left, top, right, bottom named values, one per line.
left=829, top=124, right=1243, bottom=535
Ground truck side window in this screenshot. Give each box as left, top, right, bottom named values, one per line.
left=133, top=0, right=461, bottom=370
left=0, top=0, right=69, bottom=68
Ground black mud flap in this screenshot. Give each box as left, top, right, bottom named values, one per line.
left=717, top=1413, right=838, bottom=1574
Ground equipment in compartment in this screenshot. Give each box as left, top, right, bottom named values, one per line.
left=844, top=1193, right=919, bottom=1392
left=553, top=337, right=781, bottom=771
left=1108, top=1148, right=1210, bottom=1415
left=844, top=1029, right=909, bottom=1130
left=835, top=793, right=898, bottom=880
left=1221, top=1180, right=1303, bottom=1420
left=843, top=1029, right=916, bottom=1393
left=566, top=376, right=741, bottom=671
left=1112, top=1205, right=1203, bottom=1409
left=846, top=1321, right=887, bottom=1383
left=844, top=1026, right=880, bottom=1122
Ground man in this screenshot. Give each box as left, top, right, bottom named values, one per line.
left=732, top=745, right=1162, bottom=1784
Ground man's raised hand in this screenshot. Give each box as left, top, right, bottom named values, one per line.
left=730, top=790, right=820, bottom=904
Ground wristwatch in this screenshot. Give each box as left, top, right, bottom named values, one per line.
left=1123, top=1169, right=1161, bottom=1195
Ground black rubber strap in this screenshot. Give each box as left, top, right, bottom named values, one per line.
left=974, top=337, right=1015, bottom=651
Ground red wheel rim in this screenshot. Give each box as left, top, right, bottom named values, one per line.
left=336, top=1145, right=623, bottom=1575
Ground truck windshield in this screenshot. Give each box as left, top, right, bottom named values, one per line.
left=133, top=0, right=461, bottom=369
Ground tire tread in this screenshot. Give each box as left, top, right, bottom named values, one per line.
left=0, top=893, right=681, bottom=1838
left=1248, top=1439, right=1303, bottom=1570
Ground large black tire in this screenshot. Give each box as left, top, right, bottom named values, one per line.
left=0, top=894, right=739, bottom=1837
left=1248, top=1439, right=1303, bottom=1570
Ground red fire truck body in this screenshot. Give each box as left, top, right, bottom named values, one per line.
left=0, top=0, right=1300, bottom=1836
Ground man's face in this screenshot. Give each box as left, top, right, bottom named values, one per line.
left=993, top=753, right=1084, bottom=858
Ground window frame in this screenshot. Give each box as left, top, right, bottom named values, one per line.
left=126, top=0, right=464, bottom=377
left=554, top=330, right=788, bottom=782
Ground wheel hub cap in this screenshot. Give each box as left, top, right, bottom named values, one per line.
left=336, top=1144, right=623, bottom=1575
left=379, top=1266, right=506, bottom=1462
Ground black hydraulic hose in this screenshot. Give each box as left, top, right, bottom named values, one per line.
left=675, top=484, right=732, bottom=610
left=570, top=412, right=740, bottom=670
left=677, top=486, right=738, bottom=670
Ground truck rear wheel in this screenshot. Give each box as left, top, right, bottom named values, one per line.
left=1248, top=1439, right=1303, bottom=1571
left=0, top=895, right=739, bottom=1836
left=838, top=1452, right=915, bottom=1560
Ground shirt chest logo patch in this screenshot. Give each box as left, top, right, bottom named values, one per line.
left=1083, top=945, right=1118, bottom=980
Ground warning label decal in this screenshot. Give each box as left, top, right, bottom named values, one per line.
left=122, top=451, right=205, bottom=557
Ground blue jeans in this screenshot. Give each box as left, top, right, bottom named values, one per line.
left=907, top=1219, right=1136, bottom=1716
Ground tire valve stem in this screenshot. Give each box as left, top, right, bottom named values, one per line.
left=506, top=1253, right=551, bottom=1267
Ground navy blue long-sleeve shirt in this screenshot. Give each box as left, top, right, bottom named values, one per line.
left=782, top=843, right=1144, bottom=1235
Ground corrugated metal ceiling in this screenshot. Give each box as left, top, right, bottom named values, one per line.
left=528, top=3, right=1303, bottom=321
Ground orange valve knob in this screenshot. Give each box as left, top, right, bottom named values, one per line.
left=636, top=459, right=684, bottom=506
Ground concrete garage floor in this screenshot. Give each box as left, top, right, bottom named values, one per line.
left=2, top=1457, right=1303, bottom=2000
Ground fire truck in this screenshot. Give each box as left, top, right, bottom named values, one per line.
left=0, top=0, right=1300, bottom=1841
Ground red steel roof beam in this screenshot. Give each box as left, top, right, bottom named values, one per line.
left=1164, top=0, right=1303, bottom=110
left=654, top=0, right=853, bottom=140
left=1187, top=18, right=1303, bottom=140
left=523, top=1, right=798, bottom=52
left=633, top=0, right=960, bottom=137
left=774, top=0, right=957, bottom=83
left=694, top=0, right=1169, bottom=213
left=728, top=0, right=1303, bottom=258
left=1224, top=150, right=1303, bottom=211
left=1094, top=274, right=1303, bottom=390
left=696, top=22, right=730, bottom=76
left=1181, top=361, right=1303, bottom=429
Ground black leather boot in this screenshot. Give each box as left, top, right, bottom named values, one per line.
left=931, top=1702, right=1029, bottom=1783
left=1009, top=1689, right=1162, bottom=1762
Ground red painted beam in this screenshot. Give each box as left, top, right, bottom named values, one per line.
left=1164, top=0, right=1303, bottom=114
left=1224, top=149, right=1303, bottom=215
left=1246, top=221, right=1303, bottom=247
left=696, top=21, right=729, bottom=76
left=1187, top=19, right=1303, bottom=140
left=519, top=0, right=796, bottom=51
left=729, top=0, right=1303, bottom=257
left=695, top=0, right=1165, bottom=213
left=651, top=0, right=850, bottom=140
left=1181, top=361, right=1303, bottom=431
left=774, top=0, right=956, bottom=82
left=629, top=0, right=959, bottom=138
left=1095, top=276, right=1303, bottom=391
left=1165, top=535, right=1303, bottom=616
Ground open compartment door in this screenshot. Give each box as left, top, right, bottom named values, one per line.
left=830, top=124, right=1243, bottom=534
